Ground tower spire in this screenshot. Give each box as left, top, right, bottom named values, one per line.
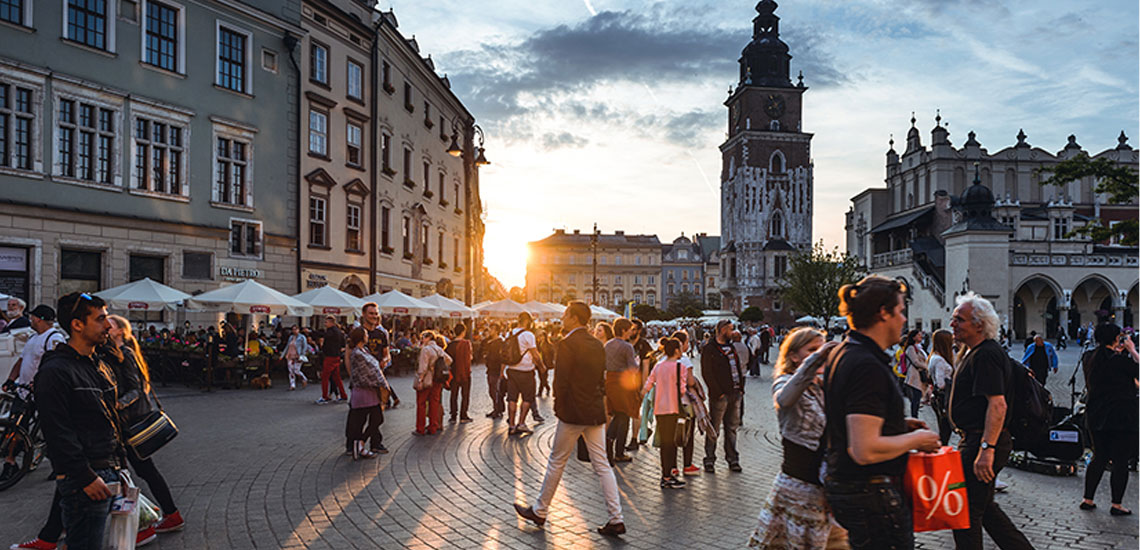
left=739, top=0, right=793, bottom=87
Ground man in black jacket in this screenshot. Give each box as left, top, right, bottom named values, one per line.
left=701, top=319, right=746, bottom=473
left=36, top=292, right=123, bottom=550
left=514, top=301, right=625, bottom=537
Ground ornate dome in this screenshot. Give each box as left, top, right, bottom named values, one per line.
left=958, top=164, right=995, bottom=220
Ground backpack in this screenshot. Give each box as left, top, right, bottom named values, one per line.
left=503, top=330, right=524, bottom=366
left=432, top=353, right=451, bottom=383
left=892, top=347, right=908, bottom=378
left=484, top=337, right=503, bottom=366
left=1006, top=355, right=1053, bottom=450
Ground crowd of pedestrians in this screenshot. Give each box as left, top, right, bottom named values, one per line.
left=2, top=279, right=1136, bottom=549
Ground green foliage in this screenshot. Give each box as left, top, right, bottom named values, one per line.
left=509, top=287, right=527, bottom=303
left=739, top=306, right=764, bottom=322
left=666, top=291, right=705, bottom=320
left=1037, top=153, right=1139, bottom=246
left=779, top=241, right=866, bottom=323
left=633, top=303, right=664, bottom=321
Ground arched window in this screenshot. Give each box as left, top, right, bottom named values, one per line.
left=770, top=151, right=785, bottom=174
left=769, top=120, right=781, bottom=131
left=770, top=211, right=784, bottom=238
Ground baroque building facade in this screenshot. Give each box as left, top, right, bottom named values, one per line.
left=846, top=117, right=1139, bottom=338
left=0, top=0, right=303, bottom=322
left=526, top=229, right=662, bottom=310
left=719, top=0, right=813, bottom=326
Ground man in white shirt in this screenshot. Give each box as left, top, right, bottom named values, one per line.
left=4, top=305, right=67, bottom=396
left=506, top=312, right=544, bottom=435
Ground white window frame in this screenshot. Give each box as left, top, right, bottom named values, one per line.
left=140, top=0, right=185, bottom=74
left=346, top=58, right=363, bottom=100
left=129, top=97, right=192, bottom=200
left=1, top=0, right=34, bottom=27
left=346, top=203, right=362, bottom=251
left=228, top=217, right=262, bottom=259
left=308, top=195, right=327, bottom=247
left=210, top=117, right=256, bottom=210
left=345, top=120, right=362, bottom=166
left=51, top=78, right=124, bottom=189
left=62, top=0, right=117, bottom=53
left=0, top=63, right=45, bottom=176
left=308, top=107, right=327, bottom=156
left=309, top=40, right=328, bottom=84
left=215, top=21, right=253, bottom=95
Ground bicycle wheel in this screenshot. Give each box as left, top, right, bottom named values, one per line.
left=0, top=420, right=33, bottom=491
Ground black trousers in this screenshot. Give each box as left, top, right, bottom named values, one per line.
left=952, top=431, right=1033, bottom=550
left=486, top=366, right=501, bottom=412
left=826, top=477, right=912, bottom=550
left=449, top=377, right=471, bottom=419
left=346, top=405, right=384, bottom=452
left=38, top=487, right=63, bottom=542
left=931, top=389, right=953, bottom=445
left=607, top=413, right=631, bottom=454
left=1085, top=429, right=1135, bottom=504
left=128, top=452, right=178, bottom=515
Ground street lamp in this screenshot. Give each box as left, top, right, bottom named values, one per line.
left=446, top=120, right=490, bottom=166
left=591, top=223, right=599, bottom=306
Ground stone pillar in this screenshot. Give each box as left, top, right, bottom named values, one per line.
left=1058, top=307, right=1069, bottom=339
left=1114, top=306, right=1126, bottom=326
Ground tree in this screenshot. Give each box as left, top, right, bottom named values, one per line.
left=1037, top=153, right=1139, bottom=246
left=666, top=291, right=705, bottom=320
left=633, top=304, right=663, bottom=321
left=508, top=286, right=526, bottom=303
left=739, top=306, right=764, bottom=322
left=779, top=241, right=865, bottom=323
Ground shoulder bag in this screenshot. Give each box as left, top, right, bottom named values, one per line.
left=124, top=385, right=179, bottom=460
left=673, top=360, right=692, bottom=448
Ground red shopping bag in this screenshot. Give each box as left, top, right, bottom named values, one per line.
left=903, top=446, right=971, bottom=532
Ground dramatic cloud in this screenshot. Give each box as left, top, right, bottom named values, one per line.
left=441, top=7, right=845, bottom=144
left=541, top=132, right=589, bottom=150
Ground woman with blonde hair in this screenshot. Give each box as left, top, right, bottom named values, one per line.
left=106, top=315, right=185, bottom=536
left=749, top=326, right=846, bottom=549
left=413, top=330, right=451, bottom=435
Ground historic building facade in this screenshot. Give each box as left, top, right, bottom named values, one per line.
left=299, top=0, right=373, bottom=298
left=660, top=235, right=703, bottom=311
left=0, top=0, right=302, bottom=320
left=719, top=0, right=813, bottom=326
left=372, top=10, right=483, bottom=302
left=526, top=229, right=662, bottom=310
left=846, top=119, right=1139, bottom=338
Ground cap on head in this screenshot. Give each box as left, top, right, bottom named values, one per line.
left=29, top=304, right=56, bottom=322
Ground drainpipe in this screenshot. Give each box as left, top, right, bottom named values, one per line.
left=284, top=33, right=302, bottom=296
left=368, top=20, right=379, bottom=294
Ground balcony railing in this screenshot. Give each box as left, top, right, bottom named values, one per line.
left=872, top=249, right=912, bottom=268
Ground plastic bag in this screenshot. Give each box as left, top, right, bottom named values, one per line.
left=904, top=446, right=971, bottom=532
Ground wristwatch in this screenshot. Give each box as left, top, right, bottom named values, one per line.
left=980, top=441, right=994, bottom=451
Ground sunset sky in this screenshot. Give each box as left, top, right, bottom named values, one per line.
left=388, top=0, right=1139, bottom=288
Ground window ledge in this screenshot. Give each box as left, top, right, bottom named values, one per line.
left=383, top=83, right=395, bottom=95
left=307, top=151, right=331, bottom=161
left=139, top=62, right=186, bottom=79
left=228, top=253, right=263, bottom=261
left=52, top=176, right=123, bottom=192
left=0, top=19, right=34, bottom=34
left=0, top=166, right=44, bottom=179
left=60, top=38, right=117, bottom=58
left=380, top=167, right=397, bottom=178
left=128, top=188, right=190, bottom=202
left=345, top=162, right=365, bottom=172
left=308, top=244, right=332, bottom=250
left=213, top=84, right=254, bottom=100
left=210, top=201, right=255, bottom=213
left=309, top=78, right=332, bottom=91
left=345, top=249, right=365, bottom=256
left=347, top=96, right=366, bottom=107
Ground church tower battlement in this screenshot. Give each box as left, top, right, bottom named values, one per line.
left=719, top=0, right=814, bottom=318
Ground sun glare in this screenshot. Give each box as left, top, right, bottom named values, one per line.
left=482, top=223, right=532, bottom=290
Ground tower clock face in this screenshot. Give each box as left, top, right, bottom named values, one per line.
left=764, top=94, right=786, bottom=119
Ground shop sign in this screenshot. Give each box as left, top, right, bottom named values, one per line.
left=220, top=266, right=262, bottom=282
left=322, top=307, right=343, bottom=315
left=306, top=272, right=329, bottom=289
left=0, top=247, right=26, bottom=271
left=392, top=307, right=409, bottom=314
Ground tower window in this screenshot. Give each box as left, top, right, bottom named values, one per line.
left=770, top=151, right=784, bottom=174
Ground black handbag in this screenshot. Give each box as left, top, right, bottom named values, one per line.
left=673, top=361, right=692, bottom=449
left=124, top=387, right=178, bottom=460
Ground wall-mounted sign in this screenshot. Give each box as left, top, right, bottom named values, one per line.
left=307, top=272, right=328, bottom=289
left=220, top=266, right=262, bottom=282
left=0, top=247, right=27, bottom=271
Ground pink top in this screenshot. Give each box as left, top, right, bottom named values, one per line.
left=643, top=359, right=688, bottom=415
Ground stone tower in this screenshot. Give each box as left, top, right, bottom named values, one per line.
left=720, top=0, right=814, bottom=317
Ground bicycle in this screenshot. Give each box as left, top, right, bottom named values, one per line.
left=0, top=382, right=46, bottom=491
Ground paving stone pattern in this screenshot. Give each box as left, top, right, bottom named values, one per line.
left=0, top=347, right=1135, bottom=549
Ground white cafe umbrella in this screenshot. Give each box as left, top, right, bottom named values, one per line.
left=291, top=285, right=366, bottom=316
left=420, top=294, right=476, bottom=319
left=795, top=315, right=823, bottom=325
left=474, top=299, right=530, bottom=319
left=523, top=301, right=562, bottom=320
left=187, top=280, right=314, bottom=316
left=360, top=290, right=439, bottom=316
left=589, top=305, right=621, bottom=321
left=94, top=277, right=192, bottom=311
left=472, top=300, right=492, bottom=310
left=545, top=302, right=567, bottom=314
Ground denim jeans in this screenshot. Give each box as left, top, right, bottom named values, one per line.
left=703, top=390, right=741, bottom=467
left=825, top=477, right=913, bottom=550
left=57, top=467, right=117, bottom=550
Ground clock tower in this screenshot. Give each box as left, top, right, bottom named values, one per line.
left=720, top=0, right=813, bottom=319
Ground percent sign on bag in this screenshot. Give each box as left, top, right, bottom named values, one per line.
left=916, top=470, right=966, bottom=520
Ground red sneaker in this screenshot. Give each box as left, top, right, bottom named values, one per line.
left=10, top=539, right=57, bottom=550
left=136, top=527, right=158, bottom=547
left=683, top=465, right=701, bottom=476
left=154, top=510, right=185, bottom=533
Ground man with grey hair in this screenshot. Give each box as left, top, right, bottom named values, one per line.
left=948, top=292, right=1032, bottom=549
left=1, top=297, right=29, bottom=333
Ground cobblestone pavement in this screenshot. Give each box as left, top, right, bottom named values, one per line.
left=0, top=346, right=1135, bottom=549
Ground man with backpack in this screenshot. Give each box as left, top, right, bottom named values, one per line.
left=504, top=312, right=544, bottom=435
left=949, top=293, right=1033, bottom=550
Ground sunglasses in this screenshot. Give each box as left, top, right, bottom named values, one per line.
left=67, top=292, right=95, bottom=320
